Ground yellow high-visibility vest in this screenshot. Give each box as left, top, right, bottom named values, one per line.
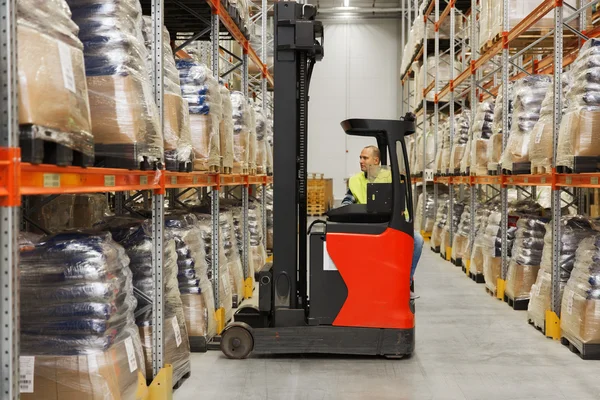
left=348, top=169, right=392, bottom=204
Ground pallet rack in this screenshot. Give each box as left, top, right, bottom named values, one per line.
left=0, top=0, right=273, bottom=397
left=402, top=0, right=600, bottom=346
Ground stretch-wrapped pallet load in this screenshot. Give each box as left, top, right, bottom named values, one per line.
left=449, top=109, right=471, bottom=174
left=415, top=127, right=436, bottom=175
left=431, top=196, right=449, bottom=251
left=164, top=213, right=211, bottom=341
left=528, top=217, right=598, bottom=329
left=220, top=211, right=245, bottom=305
left=466, top=101, right=495, bottom=176
left=482, top=211, right=515, bottom=294
left=219, top=84, right=235, bottom=172
left=505, top=217, right=548, bottom=302
left=18, top=0, right=94, bottom=164
left=176, top=61, right=222, bottom=172
left=420, top=55, right=460, bottom=103
left=68, top=0, right=163, bottom=169
left=530, top=73, right=573, bottom=173
left=488, top=83, right=513, bottom=172
left=415, top=192, right=435, bottom=234
left=452, top=203, right=474, bottom=265
left=441, top=201, right=466, bottom=260
left=560, top=234, right=600, bottom=346
left=469, top=202, right=497, bottom=277
left=478, top=0, right=491, bottom=50
left=142, top=17, right=192, bottom=171
left=249, top=202, right=267, bottom=273
left=99, top=218, right=191, bottom=384
left=557, top=39, right=600, bottom=172
left=19, top=232, right=146, bottom=399
left=500, top=76, right=552, bottom=174
left=436, top=119, right=450, bottom=174
left=231, top=91, right=250, bottom=173
left=255, top=108, right=268, bottom=174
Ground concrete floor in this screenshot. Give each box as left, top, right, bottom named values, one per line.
left=175, top=245, right=600, bottom=400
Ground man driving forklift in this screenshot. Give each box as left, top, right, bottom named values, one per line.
left=342, top=145, right=423, bottom=298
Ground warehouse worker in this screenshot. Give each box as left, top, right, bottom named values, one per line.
left=342, top=145, right=423, bottom=298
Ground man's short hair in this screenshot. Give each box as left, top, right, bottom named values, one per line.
left=363, top=145, right=380, bottom=160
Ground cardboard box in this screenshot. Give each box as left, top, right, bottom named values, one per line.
left=164, top=94, right=188, bottom=151
left=189, top=114, right=220, bottom=170
left=180, top=293, right=208, bottom=337
left=506, top=262, right=540, bottom=300
left=483, top=254, right=502, bottom=292
left=561, top=288, right=600, bottom=344
left=470, top=244, right=484, bottom=275
left=18, top=25, right=91, bottom=136
left=72, top=194, right=108, bottom=229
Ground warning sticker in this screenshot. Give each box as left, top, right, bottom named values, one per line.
left=19, top=356, right=35, bottom=393
left=124, top=337, right=138, bottom=373
left=172, top=316, right=182, bottom=347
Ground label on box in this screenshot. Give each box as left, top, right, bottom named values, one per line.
left=124, top=336, right=138, bottom=373
left=58, top=42, right=76, bottom=93
left=566, top=290, right=575, bottom=315
left=19, top=356, right=35, bottom=393
left=172, top=316, right=182, bottom=347
left=534, top=124, right=544, bottom=144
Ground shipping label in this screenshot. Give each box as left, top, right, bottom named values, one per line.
left=19, top=356, right=35, bottom=393
left=124, top=336, right=138, bottom=373
left=58, top=42, right=76, bottom=93
left=172, top=316, right=183, bottom=347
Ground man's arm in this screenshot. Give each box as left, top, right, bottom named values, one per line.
left=341, top=188, right=356, bottom=206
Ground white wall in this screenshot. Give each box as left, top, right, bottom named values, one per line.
left=308, top=19, right=400, bottom=200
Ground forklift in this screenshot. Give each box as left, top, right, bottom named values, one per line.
left=220, top=0, right=416, bottom=358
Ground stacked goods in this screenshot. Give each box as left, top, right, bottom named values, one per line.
left=249, top=202, right=268, bottom=273
left=482, top=211, right=516, bottom=294
left=19, top=232, right=146, bottom=398
left=195, top=214, right=233, bottom=325
left=98, top=218, right=191, bottom=383
left=72, top=194, right=110, bottom=229
left=231, top=91, right=251, bottom=173
left=257, top=185, right=274, bottom=250
left=414, top=126, right=436, bottom=174
left=175, top=60, right=222, bottom=172
left=142, top=17, right=193, bottom=171
left=478, top=0, right=491, bottom=50
left=68, top=0, right=163, bottom=169
left=500, top=76, right=552, bottom=173
left=254, top=108, right=268, bottom=174
left=431, top=196, right=449, bottom=251
left=528, top=217, right=598, bottom=329
left=452, top=202, right=474, bottom=264
left=561, top=234, right=600, bottom=346
left=469, top=202, right=498, bottom=277
left=17, top=0, right=94, bottom=164
left=557, top=39, right=600, bottom=172
left=441, top=200, right=466, bottom=259
left=436, top=119, right=450, bottom=174
left=415, top=192, right=435, bottom=234
left=419, top=55, right=460, bottom=102
left=164, top=213, right=211, bottom=340
left=465, top=101, right=494, bottom=175
left=219, top=84, right=235, bottom=172
left=449, top=110, right=471, bottom=174
left=530, top=73, right=573, bottom=173
left=29, top=194, right=109, bottom=233
left=505, top=217, right=548, bottom=303
left=220, top=211, right=246, bottom=305
left=412, top=63, right=423, bottom=110
left=487, top=83, right=513, bottom=172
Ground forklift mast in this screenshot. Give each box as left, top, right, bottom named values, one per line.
left=272, top=1, right=323, bottom=326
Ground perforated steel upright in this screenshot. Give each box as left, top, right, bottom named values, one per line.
left=469, top=0, right=478, bottom=258
left=499, top=0, right=510, bottom=297
left=421, top=7, right=429, bottom=231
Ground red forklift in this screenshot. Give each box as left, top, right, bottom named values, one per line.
left=220, top=0, right=416, bottom=358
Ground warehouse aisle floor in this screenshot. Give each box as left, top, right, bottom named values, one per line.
left=175, top=245, right=600, bottom=400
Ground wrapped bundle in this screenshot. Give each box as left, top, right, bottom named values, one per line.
left=449, top=109, right=471, bottom=173
left=249, top=203, right=267, bottom=273
left=28, top=195, right=76, bottom=233
left=528, top=217, right=598, bottom=328
left=487, top=83, right=513, bottom=172
left=414, top=126, right=435, bottom=174
left=431, top=196, right=449, bottom=250
left=99, top=218, right=191, bottom=383
left=17, top=0, right=94, bottom=162
left=441, top=200, right=466, bottom=259
left=220, top=211, right=245, bottom=305
left=469, top=202, right=497, bottom=277
left=482, top=211, right=516, bottom=293
left=452, top=202, right=474, bottom=264
left=500, top=76, right=552, bottom=173
left=254, top=107, right=268, bottom=174
left=412, top=63, right=423, bottom=110
left=72, top=194, right=110, bottom=229
left=20, top=231, right=146, bottom=399
left=68, top=0, right=163, bottom=167
left=231, top=91, right=250, bottom=173
left=530, top=73, right=573, bottom=173
left=560, top=234, right=600, bottom=345
left=478, top=0, right=490, bottom=50
left=465, top=101, right=495, bottom=175
left=436, top=120, right=450, bottom=174
left=142, top=17, right=193, bottom=171
left=176, top=61, right=222, bottom=171
left=414, top=192, right=435, bottom=234
left=505, top=217, right=548, bottom=302
left=219, top=84, right=235, bottom=172
left=420, top=55, right=460, bottom=102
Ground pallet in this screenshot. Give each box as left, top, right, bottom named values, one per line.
left=221, top=166, right=233, bottom=174
left=189, top=335, right=208, bottom=353
left=469, top=272, right=485, bottom=284
left=173, top=369, right=191, bottom=390
left=249, top=168, right=257, bottom=176
left=20, top=125, right=94, bottom=167
left=165, top=151, right=193, bottom=172
left=431, top=246, right=440, bottom=253
left=531, top=164, right=551, bottom=175
left=451, top=257, right=462, bottom=267
left=528, top=319, right=546, bottom=336
left=558, top=156, right=600, bottom=174
left=480, top=33, right=501, bottom=53
left=503, top=294, right=529, bottom=311
left=461, top=265, right=467, bottom=274
left=95, top=143, right=162, bottom=170
left=484, top=286, right=497, bottom=298
left=502, top=162, right=531, bottom=175
left=560, top=336, right=600, bottom=360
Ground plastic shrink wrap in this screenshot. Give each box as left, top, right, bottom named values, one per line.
left=452, top=202, right=474, bottom=264
left=449, top=110, right=471, bottom=173
left=256, top=185, right=274, bottom=250
left=414, top=126, right=435, bottom=174
left=560, top=234, right=600, bottom=344
left=414, top=192, right=435, bottom=234
left=469, top=201, right=497, bottom=276
left=176, top=60, right=222, bottom=171
left=254, top=107, right=267, bottom=174
left=466, top=101, right=495, bottom=175
left=68, top=0, right=163, bottom=166
left=530, top=73, right=573, bottom=173
left=18, top=0, right=94, bottom=160
left=441, top=200, right=466, bottom=259
left=528, top=217, right=598, bottom=329
left=419, top=55, right=460, bottom=102
left=412, top=63, right=423, bottom=110
left=436, top=119, right=450, bottom=174
left=72, top=194, right=110, bottom=229
left=142, top=17, right=192, bottom=170
left=97, top=218, right=191, bottom=384
left=505, top=216, right=548, bottom=301
left=231, top=91, right=250, bottom=173
left=431, top=196, right=449, bottom=250
left=488, top=83, right=513, bottom=171
left=164, top=213, right=210, bottom=340
left=19, top=231, right=146, bottom=399
left=500, top=76, right=552, bottom=172
left=478, top=0, right=490, bottom=50
left=557, top=39, right=600, bottom=171
left=219, top=84, right=235, bottom=171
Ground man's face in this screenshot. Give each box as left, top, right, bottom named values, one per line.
left=360, top=148, right=380, bottom=172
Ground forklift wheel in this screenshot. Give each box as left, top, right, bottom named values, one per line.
left=220, top=323, right=254, bottom=359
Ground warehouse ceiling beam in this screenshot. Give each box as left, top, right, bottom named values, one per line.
left=173, top=0, right=211, bottom=26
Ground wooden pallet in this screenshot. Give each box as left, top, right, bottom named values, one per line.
left=307, top=173, right=334, bottom=214
left=531, top=164, right=551, bottom=175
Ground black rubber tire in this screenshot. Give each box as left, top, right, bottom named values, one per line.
left=220, top=325, right=254, bottom=359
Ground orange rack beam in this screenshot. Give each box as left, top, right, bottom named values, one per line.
left=556, top=173, right=600, bottom=188
left=504, top=174, right=551, bottom=186
left=165, top=172, right=218, bottom=189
